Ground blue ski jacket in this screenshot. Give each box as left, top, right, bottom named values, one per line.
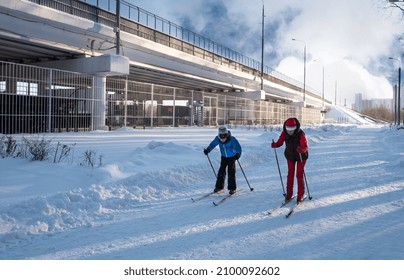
left=206, top=130, right=242, bottom=158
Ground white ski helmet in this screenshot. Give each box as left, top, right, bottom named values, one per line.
left=218, top=125, right=229, bottom=142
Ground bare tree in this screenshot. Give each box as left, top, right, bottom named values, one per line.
left=388, top=0, right=404, bottom=13
left=362, top=106, right=394, bottom=123
left=373, top=0, right=404, bottom=17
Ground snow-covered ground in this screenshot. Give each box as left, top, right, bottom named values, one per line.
left=1, top=120, right=404, bottom=262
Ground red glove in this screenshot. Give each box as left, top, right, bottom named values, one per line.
left=296, top=146, right=305, bottom=153
left=271, top=142, right=277, bottom=148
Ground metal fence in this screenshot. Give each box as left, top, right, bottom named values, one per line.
left=1, top=61, right=321, bottom=134
left=0, top=61, right=103, bottom=134
left=105, top=77, right=321, bottom=130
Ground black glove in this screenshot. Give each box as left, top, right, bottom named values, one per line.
left=203, top=148, right=210, bottom=155
left=234, top=153, right=240, bottom=160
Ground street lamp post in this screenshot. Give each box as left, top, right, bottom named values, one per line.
left=393, top=85, right=398, bottom=125
left=261, top=3, right=265, bottom=91
left=292, top=38, right=306, bottom=103
left=389, top=57, right=401, bottom=126
left=313, top=59, right=325, bottom=109
left=115, top=0, right=121, bottom=55
left=322, top=65, right=325, bottom=109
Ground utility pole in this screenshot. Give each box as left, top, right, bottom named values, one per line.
left=389, top=57, right=401, bottom=125
left=116, top=0, right=121, bottom=55
left=292, top=38, right=306, bottom=102
left=394, top=85, right=397, bottom=125
left=334, top=80, right=337, bottom=105
left=322, top=65, right=325, bottom=109
left=260, top=3, right=265, bottom=91
left=398, top=64, right=401, bottom=125
left=303, top=43, right=306, bottom=102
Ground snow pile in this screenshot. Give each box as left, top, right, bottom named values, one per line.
left=0, top=141, right=208, bottom=241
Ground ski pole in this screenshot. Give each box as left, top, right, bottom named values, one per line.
left=272, top=139, right=286, bottom=196
left=206, top=153, right=217, bottom=179
left=237, top=159, right=254, bottom=191
left=299, top=153, right=312, bottom=200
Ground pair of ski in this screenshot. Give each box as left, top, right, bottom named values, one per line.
left=191, top=190, right=238, bottom=206
left=266, top=195, right=306, bottom=218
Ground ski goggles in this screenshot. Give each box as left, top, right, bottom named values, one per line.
left=219, top=133, right=228, bottom=139
left=285, top=126, right=296, bottom=132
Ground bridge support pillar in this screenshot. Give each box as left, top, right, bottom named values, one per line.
left=34, top=54, right=130, bottom=131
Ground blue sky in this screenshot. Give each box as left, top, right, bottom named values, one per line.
left=132, top=0, right=403, bottom=106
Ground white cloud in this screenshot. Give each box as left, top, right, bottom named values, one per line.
left=270, top=0, right=402, bottom=105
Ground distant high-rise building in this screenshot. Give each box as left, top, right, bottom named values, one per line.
left=353, top=92, right=393, bottom=113
left=353, top=93, right=363, bottom=112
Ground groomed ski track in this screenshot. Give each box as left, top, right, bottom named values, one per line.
left=1, top=125, right=404, bottom=260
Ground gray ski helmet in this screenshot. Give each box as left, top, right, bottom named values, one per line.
left=218, top=125, right=228, bottom=139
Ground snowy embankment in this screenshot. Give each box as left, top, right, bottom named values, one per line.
left=0, top=124, right=403, bottom=260
left=324, top=105, right=375, bottom=124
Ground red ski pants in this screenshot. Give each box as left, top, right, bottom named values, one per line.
left=286, top=159, right=306, bottom=201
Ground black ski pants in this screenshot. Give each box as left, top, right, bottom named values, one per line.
left=215, top=156, right=237, bottom=191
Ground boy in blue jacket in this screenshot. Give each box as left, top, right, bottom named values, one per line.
left=204, top=126, right=242, bottom=195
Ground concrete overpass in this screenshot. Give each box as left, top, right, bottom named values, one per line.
left=0, top=0, right=331, bottom=118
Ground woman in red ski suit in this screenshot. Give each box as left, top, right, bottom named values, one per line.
left=271, top=117, right=308, bottom=202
